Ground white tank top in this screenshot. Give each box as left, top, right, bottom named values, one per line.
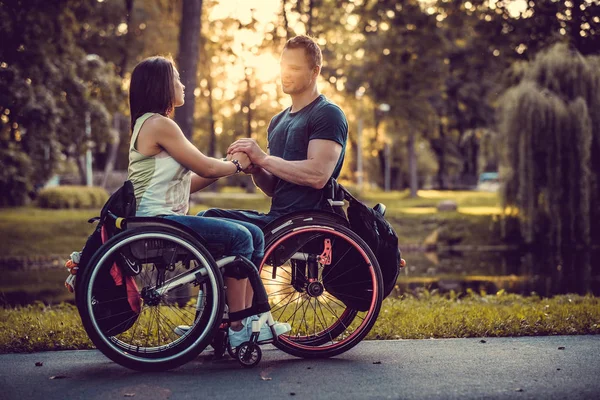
left=128, top=113, right=191, bottom=216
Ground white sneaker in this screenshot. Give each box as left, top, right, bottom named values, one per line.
left=228, top=316, right=291, bottom=348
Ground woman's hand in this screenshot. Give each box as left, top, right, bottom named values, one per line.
left=230, top=151, right=251, bottom=170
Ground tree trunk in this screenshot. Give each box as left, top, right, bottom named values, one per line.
left=408, top=128, right=418, bottom=197
left=282, top=0, right=291, bottom=40
left=175, top=0, right=203, bottom=140
left=207, top=74, right=216, bottom=157
left=119, top=0, right=134, bottom=77
left=434, top=121, right=447, bottom=189
left=245, top=74, right=252, bottom=138
left=102, top=114, right=122, bottom=189
left=307, top=0, right=314, bottom=35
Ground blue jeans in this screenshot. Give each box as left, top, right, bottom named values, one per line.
left=163, top=215, right=264, bottom=267
left=197, top=209, right=279, bottom=229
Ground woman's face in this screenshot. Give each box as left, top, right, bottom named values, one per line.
left=173, top=67, right=185, bottom=107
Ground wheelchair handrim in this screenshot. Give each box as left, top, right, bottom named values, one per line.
left=85, top=232, right=221, bottom=363
left=260, top=226, right=379, bottom=351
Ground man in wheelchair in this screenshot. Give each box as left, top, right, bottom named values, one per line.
left=199, top=34, right=348, bottom=228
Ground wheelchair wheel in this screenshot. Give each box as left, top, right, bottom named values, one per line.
left=76, top=226, right=225, bottom=371
left=260, top=222, right=383, bottom=359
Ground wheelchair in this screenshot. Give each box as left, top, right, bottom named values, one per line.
left=75, top=180, right=386, bottom=371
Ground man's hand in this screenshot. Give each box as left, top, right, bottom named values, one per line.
left=227, top=139, right=268, bottom=166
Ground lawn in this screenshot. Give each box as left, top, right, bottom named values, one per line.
left=1, top=292, right=598, bottom=353
left=0, top=189, right=504, bottom=258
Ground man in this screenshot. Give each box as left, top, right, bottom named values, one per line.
left=201, top=35, right=348, bottom=228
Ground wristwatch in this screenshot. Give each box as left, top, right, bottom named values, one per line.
left=231, top=159, right=242, bottom=173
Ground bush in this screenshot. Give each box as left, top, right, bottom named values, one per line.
left=36, top=186, right=109, bottom=209
left=0, top=146, right=34, bottom=207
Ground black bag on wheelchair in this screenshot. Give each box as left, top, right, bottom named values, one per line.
left=76, top=180, right=141, bottom=335
left=346, top=197, right=401, bottom=299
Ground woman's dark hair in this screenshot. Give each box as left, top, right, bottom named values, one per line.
left=129, top=56, right=176, bottom=132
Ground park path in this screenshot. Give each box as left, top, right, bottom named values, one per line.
left=1, top=336, right=599, bottom=399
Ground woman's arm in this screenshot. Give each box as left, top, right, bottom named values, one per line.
left=147, top=117, right=248, bottom=179
left=190, top=173, right=217, bottom=193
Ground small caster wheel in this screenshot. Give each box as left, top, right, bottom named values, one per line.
left=237, top=341, right=262, bottom=368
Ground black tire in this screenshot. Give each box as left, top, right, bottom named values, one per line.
left=76, top=226, right=225, bottom=371
left=260, top=221, right=383, bottom=359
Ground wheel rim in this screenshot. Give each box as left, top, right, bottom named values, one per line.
left=85, top=232, right=221, bottom=363
left=260, top=227, right=379, bottom=352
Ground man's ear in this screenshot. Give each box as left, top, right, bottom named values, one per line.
left=313, top=65, right=321, bottom=79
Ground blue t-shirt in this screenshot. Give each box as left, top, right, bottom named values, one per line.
left=267, top=94, right=348, bottom=215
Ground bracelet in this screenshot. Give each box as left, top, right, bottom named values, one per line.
left=231, top=159, right=242, bottom=173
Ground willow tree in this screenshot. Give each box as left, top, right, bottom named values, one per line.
left=499, top=43, right=600, bottom=254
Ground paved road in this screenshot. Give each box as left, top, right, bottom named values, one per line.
left=1, top=336, right=599, bottom=400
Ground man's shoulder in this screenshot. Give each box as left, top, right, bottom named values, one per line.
left=313, top=96, right=347, bottom=121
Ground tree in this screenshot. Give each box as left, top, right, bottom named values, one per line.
left=343, top=0, right=446, bottom=195
left=0, top=0, right=124, bottom=204
left=175, top=0, right=203, bottom=139
left=499, top=43, right=600, bottom=258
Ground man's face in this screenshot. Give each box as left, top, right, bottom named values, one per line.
left=280, top=48, right=318, bottom=95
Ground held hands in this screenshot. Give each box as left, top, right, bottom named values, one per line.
left=227, top=151, right=252, bottom=171
left=227, top=139, right=268, bottom=169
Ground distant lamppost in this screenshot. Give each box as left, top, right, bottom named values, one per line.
left=85, top=111, right=93, bottom=187
left=378, top=103, right=391, bottom=191
left=355, top=87, right=366, bottom=191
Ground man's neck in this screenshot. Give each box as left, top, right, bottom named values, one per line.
left=290, top=86, right=320, bottom=113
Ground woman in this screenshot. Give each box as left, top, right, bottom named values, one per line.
left=127, top=56, right=289, bottom=347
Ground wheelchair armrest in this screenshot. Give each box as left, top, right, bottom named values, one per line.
left=324, top=178, right=345, bottom=203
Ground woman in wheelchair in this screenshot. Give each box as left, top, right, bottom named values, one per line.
left=126, top=56, right=290, bottom=346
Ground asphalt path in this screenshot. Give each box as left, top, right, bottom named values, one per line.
left=1, top=336, right=599, bottom=400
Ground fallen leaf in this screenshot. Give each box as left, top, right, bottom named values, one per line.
left=558, top=346, right=565, bottom=350
left=35, top=362, right=43, bottom=367
left=373, top=361, right=382, bottom=364
left=49, top=375, right=68, bottom=380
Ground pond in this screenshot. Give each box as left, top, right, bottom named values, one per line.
left=1, top=250, right=598, bottom=306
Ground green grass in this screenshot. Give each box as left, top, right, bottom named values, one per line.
left=1, top=292, right=598, bottom=353
left=0, top=189, right=503, bottom=258
left=0, top=207, right=97, bottom=257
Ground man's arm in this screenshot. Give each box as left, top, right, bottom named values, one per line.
left=260, top=139, right=341, bottom=189
left=229, top=138, right=342, bottom=190
left=249, top=166, right=278, bottom=197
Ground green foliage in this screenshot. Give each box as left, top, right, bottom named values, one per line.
left=0, top=303, right=93, bottom=353
left=0, top=144, right=34, bottom=207
left=0, top=207, right=94, bottom=257
left=1, top=293, right=598, bottom=353
left=36, top=186, right=109, bottom=209
left=0, top=0, right=125, bottom=205
left=369, top=292, right=600, bottom=340
left=499, top=43, right=600, bottom=250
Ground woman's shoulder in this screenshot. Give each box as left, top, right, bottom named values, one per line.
left=142, top=115, right=181, bottom=137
